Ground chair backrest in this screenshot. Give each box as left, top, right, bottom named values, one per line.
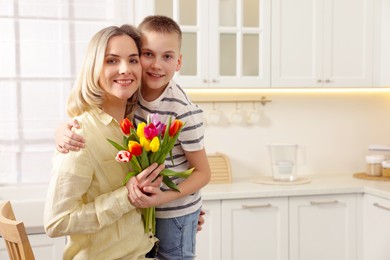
left=0, top=201, right=35, bottom=260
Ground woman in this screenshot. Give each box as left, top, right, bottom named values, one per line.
left=44, top=25, right=163, bottom=260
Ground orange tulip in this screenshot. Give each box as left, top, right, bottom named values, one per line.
left=128, top=141, right=142, bottom=156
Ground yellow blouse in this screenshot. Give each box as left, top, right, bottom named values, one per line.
left=44, top=108, right=156, bottom=260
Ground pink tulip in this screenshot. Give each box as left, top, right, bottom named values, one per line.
left=144, top=123, right=158, bottom=140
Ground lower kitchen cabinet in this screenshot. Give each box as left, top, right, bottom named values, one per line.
left=0, top=233, right=66, bottom=259
left=196, top=197, right=289, bottom=260
left=197, top=194, right=359, bottom=260
left=196, top=200, right=221, bottom=260
left=289, top=194, right=359, bottom=260
left=363, top=194, right=390, bottom=260
left=221, top=197, right=289, bottom=260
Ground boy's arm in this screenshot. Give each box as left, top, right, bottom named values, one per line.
left=55, top=119, right=85, bottom=153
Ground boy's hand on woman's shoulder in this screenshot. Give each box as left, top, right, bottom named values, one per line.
left=55, top=119, right=85, bottom=153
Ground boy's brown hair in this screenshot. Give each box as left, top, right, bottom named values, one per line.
left=138, top=15, right=182, bottom=48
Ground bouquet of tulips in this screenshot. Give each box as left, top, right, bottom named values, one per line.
left=107, top=114, right=194, bottom=234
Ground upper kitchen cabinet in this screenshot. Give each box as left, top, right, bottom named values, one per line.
left=271, top=0, right=374, bottom=88
left=134, top=0, right=271, bottom=88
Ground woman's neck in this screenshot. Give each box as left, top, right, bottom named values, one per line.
left=102, top=101, right=126, bottom=122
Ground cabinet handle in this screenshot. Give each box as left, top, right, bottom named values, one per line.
left=242, top=203, right=271, bottom=209
left=325, top=79, right=331, bottom=83
left=212, top=79, right=218, bottom=83
left=317, top=79, right=322, bottom=83
left=203, top=79, right=208, bottom=83
left=373, top=203, right=390, bottom=211
left=310, top=200, right=338, bottom=205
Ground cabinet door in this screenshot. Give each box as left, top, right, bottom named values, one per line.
left=221, top=197, right=288, bottom=260
left=0, top=233, right=66, bottom=259
left=323, top=0, right=373, bottom=87
left=135, top=0, right=271, bottom=88
left=272, top=0, right=323, bottom=87
left=272, top=0, right=373, bottom=87
left=363, top=194, right=390, bottom=260
left=289, top=194, right=358, bottom=260
left=196, top=200, right=221, bottom=260
left=207, top=0, right=271, bottom=88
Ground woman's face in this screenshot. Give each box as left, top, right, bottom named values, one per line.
left=99, top=34, right=142, bottom=108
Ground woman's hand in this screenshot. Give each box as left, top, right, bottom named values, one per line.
left=134, top=163, right=163, bottom=190
left=197, top=209, right=206, bottom=232
left=55, top=119, right=85, bottom=153
left=126, top=163, right=164, bottom=208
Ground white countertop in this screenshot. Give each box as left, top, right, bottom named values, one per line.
left=201, top=174, right=390, bottom=200
left=2, top=174, right=390, bottom=232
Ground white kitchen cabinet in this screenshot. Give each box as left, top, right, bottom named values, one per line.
left=363, top=194, right=390, bottom=260
left=272, top=0, right=374, bottom=87
left=196, top=200, right=221, bottom=260
left=0, top=233, right=66, bottom=259
left=198, top=194, right=359, bottom=260
left=221, top=197, right=289, bottom=260
left=134, top=0, right=271, bottom=88
left=289, top=194, right=358, bottom=260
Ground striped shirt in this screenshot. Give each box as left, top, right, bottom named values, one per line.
left=134, top=80, right=204, bottom=218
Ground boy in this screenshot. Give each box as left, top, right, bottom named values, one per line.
left=56, top=16, right=211, bottom=260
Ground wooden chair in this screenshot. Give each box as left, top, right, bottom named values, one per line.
left=0, top=201, right=35, bottom=260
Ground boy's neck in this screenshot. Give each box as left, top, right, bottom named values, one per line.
left=141, top=84, right=169, bottom=102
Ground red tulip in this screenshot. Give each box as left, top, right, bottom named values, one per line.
left=120, top=118, right=134, bottom=135
left=169, top=120, right=183, bottom=137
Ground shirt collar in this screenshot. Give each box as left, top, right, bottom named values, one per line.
left=90, top=107, right=115, bottom=126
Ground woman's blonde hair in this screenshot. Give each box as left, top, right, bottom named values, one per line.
left=67, top=24, right=142, bottom=119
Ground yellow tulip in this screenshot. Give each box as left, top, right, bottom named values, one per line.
left=137, top=122, right=146, bottom=139
left=140, top=136, right=150, bottom=152
left=150, top=137, right=160, bottom=153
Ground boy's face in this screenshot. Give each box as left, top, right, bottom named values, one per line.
left=140, top=31, right=182, bottom=95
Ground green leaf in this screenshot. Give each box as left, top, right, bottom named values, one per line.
left=161, top=116, right=172, bottom=147
left=106, top=138, right=126, bottom=151
left=140, top=149, right=149, bottom=169
left=160, top=168, right=194, bottom=178
left=128, top=132, right=139, bottom=142
left=163, top=176, right=180, bottom=192
left=169, top=150, right=174, bottom=165
left=122, top=136, right=128, bottom=149
left=154, top=152, right=167, bottom=165
left=130, top=156, right=142, bottom=172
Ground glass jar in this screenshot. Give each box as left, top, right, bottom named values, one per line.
left=382, top=160, right=390, bottom=177
left=366, top=155, right=385, bottom=176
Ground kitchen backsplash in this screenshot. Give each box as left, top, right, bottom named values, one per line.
left=200, top=92, right=390, bottom=179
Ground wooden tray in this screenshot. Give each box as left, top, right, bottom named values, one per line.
left=207, top=153, right=232, bottom=184
left=353, top=172, right=390, bottom=182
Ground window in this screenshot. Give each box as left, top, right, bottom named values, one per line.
left=0, top=0, right=132, bottom=184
